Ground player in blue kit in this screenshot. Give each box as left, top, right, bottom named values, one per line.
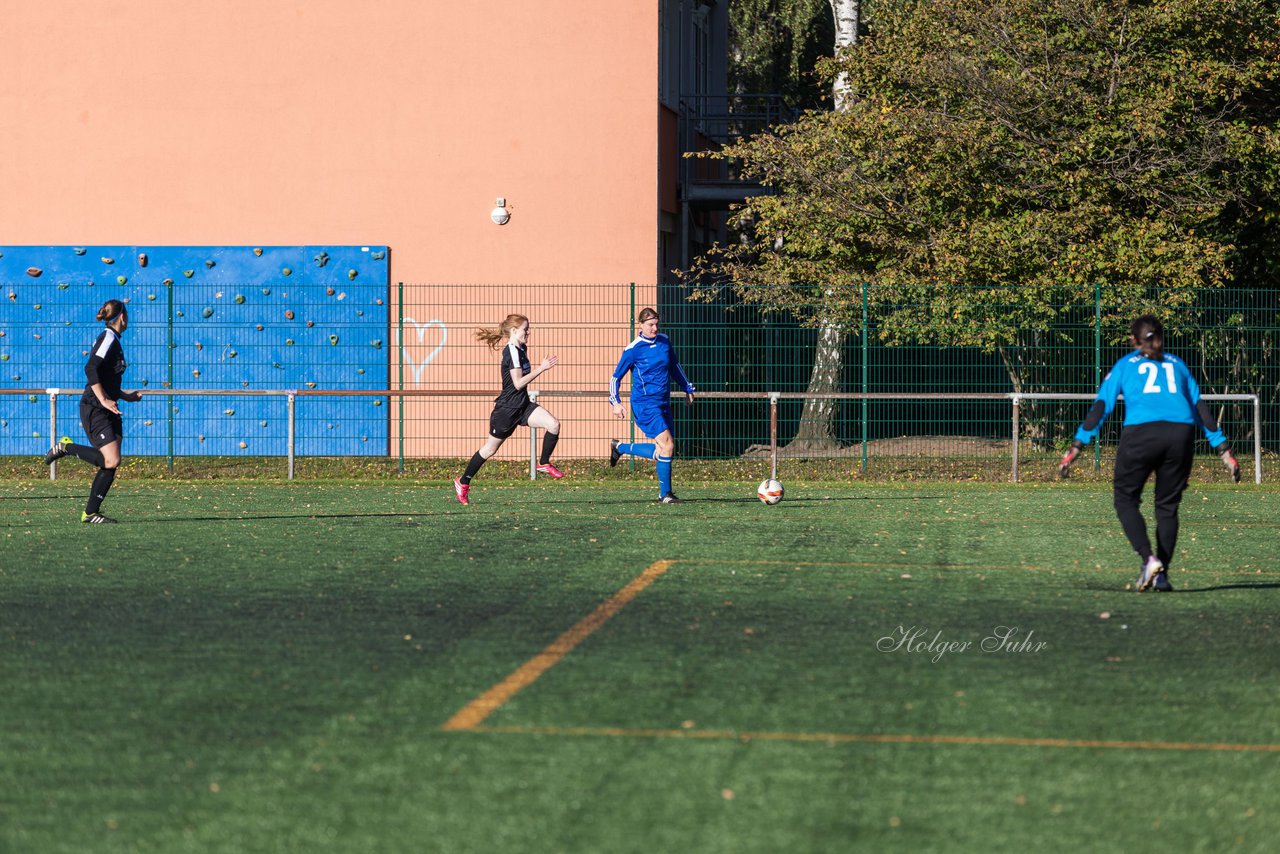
left=609, top=307, right=695, bottom=504
left=43, top=299, right=143, bottom=523
left=1059, top=315, right=1241, bottom=591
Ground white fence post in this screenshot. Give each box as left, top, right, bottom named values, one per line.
left=47, top=388, right=59, bottom=481
left=287, top=392, right=296, bottom=481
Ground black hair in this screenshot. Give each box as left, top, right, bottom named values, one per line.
left=1131, top=314, right=1164, bottom=361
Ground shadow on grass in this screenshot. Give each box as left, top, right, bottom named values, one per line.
left=129, top=511, right=455, bottom=524
left=1176, top=582, right=1280, bottom=593
left=0, top=511, right=456, bottom=528
left=509, top=494, right=947, bottom=506
left=1075, top=580, right=1280, bottom=594
left=693, top=495, right=946, bottom=503
left=0, top=493, right=85, bottom=501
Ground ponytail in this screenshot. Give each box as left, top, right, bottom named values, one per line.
left=96, top=299, right=126, bottom=323
left=475, top=313, right=528, bottom=350
left=1131, top=314, right=1164, bottom=361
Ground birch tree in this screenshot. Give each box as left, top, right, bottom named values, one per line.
left=783, top=0, right=861, bottom=452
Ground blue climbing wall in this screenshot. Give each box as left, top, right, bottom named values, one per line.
left=0, top=246, right=390, bottom=456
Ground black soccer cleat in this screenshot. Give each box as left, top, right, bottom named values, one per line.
left=657, top=493, right=683, bottom=504
left=44, top=436, right=72, bottom=466
left=609, top=439, right=621, bottom=468
left=81, top=511, right=119, bottom=524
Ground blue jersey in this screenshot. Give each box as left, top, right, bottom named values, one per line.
left=1075, top=350, right=1225, bottom=447
left=610, top=333, right=695, bottom=405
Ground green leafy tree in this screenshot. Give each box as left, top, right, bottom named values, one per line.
left=729, top=0, right=834, bottom=110
left=694, top=0, right=1280, bottom=451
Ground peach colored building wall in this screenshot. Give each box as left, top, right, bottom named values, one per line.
left=1, top=1, right=662, bottom=458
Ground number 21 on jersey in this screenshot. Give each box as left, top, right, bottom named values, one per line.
left=1139, top=361, right=1177, bottom=394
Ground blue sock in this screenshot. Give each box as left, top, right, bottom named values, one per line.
left=619, top=442, right=655, bottom=459
left=656, top=455, right=672, bottom=496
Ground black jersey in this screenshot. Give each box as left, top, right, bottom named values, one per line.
left=81, top=327, right=127, bottom=407
left=494, top=342, right=531, bottom=410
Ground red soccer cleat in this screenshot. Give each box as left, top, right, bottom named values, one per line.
left=453, top=478, right=470, bottom=505
left=536, top=463, right=565, bottom=479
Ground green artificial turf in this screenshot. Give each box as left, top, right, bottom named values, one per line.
left=1, top=477, right=1276, bottom=853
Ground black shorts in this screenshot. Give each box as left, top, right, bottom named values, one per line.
left=488, top=400, right=539, bottom=440
left=80, top=402, right=123, bottom=448
left=1113, top=422, right=1194, bottom=501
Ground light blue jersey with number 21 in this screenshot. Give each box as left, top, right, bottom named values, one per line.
left=1075, top=351, right=1225, bottom=447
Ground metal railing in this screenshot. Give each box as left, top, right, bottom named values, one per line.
left=678, top=93, right=798, bottom=189
left=19, top=387, right=1261, bottom=483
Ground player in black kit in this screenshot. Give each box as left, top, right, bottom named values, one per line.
left=454, top=314, right=564, bottom=505
left=44, top=299, right=143, bottom=523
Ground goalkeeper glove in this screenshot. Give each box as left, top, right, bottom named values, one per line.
left=1214, top=443, right=1241, bottom=483
left=1058, top=439, right=1085, bottom=478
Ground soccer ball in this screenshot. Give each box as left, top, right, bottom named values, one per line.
left=757, top=478, right=784, bottom=505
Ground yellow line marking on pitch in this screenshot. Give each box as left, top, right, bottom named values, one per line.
left=468, top=724, right=1280, bottom=753
left=683, top=558, right=1127, bottom=573
left=441, top=559, right=675, bottom=732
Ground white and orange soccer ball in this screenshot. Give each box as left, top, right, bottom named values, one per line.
left=757, top=478, right=784, bottom=505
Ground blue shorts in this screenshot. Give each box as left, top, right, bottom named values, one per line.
left=632, top=399, right=674, bottom=439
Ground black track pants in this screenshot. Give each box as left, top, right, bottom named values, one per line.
left=1112, top=422, right=1195, bottom=568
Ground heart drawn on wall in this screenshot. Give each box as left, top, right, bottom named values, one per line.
left=398, top=317, right=448, bottom=385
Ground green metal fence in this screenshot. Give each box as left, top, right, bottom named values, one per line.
left=657, top=281, right=1280, bottom=459
left=4, top=280, right=1277, bottom=476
